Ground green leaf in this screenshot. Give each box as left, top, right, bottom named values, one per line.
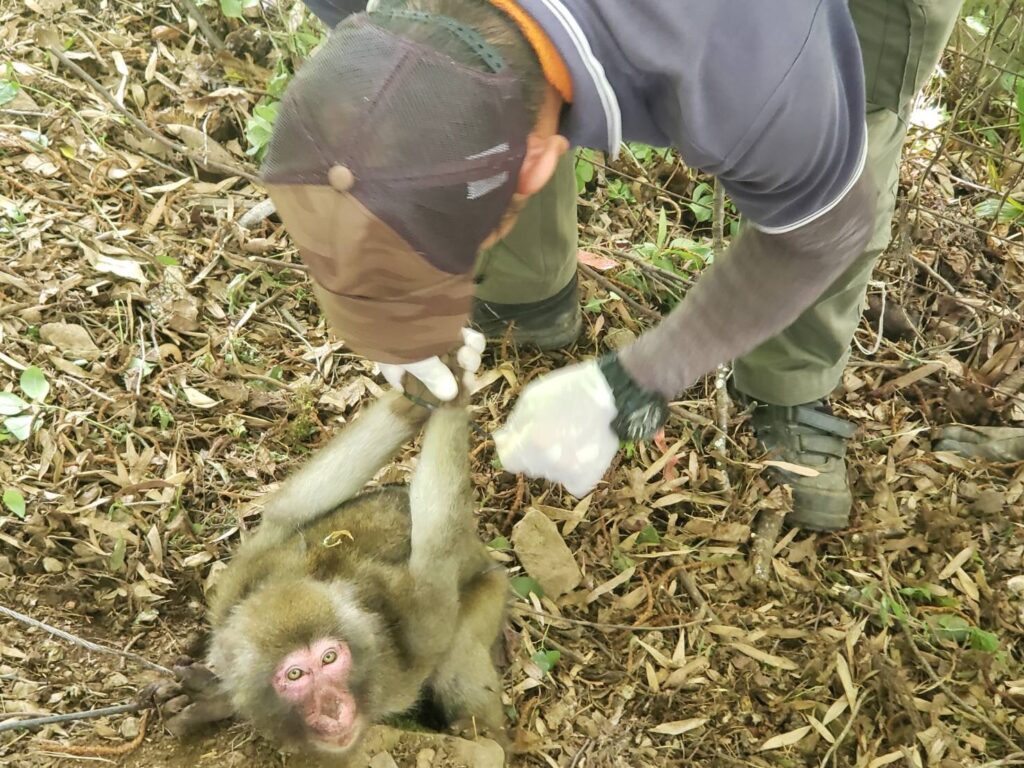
left=220, top=0, right=243, bottom=18
left=0, top=79, right=20, bottom=106
left=488, top=536, right=511, bottom=551
left=245, top=100, right=281, bottom=160
left=155, top=253, right=180, bottom=266
left=510, top=576, right=544, bottom=599
left=611, top=549, right=635, bottom=573
left=530, top=649, right=561, bottom=675
left=20, top=366, right=49, bottom=402
left=2, top=488, right=26, bottom=519
left=637, top=524, right=660, bottom=546
left=3, top=414, right=33, bottom=441
left=969, top=628, right=999, bottom=653
left=932, top=614, right=972, bottom=643
left=109, top=537, right=127, bottom=573
left=0, top=391, right=30, bottom=416
left=1016, top=75, right=1024, bottom=146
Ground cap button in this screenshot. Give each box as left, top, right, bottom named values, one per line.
left=327, top=164, right=355, bottom=192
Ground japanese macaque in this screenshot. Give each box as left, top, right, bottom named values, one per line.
left=166, top=391, right=508, bottom=757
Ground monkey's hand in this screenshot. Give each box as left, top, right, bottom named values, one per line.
left=147, top=663, right=235, bottom=738
left=378, top=327, right=485, bottom=402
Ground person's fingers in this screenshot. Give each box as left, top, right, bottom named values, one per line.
left=461, top=327, right=486, bottom=355
left=457, top=345, right=482, bottom=375
left=378, top=362, right=406, bottom=392
left=404, top=357, right=459, bottom=401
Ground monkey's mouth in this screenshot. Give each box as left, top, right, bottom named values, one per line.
left=308, top=693, right=360, bottom=748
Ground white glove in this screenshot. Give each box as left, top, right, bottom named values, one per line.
left=377, top=328, right=486, bottom=402
left=493, top=360, right=620, bottom=497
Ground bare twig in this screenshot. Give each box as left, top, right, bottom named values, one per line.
left=0, top=605, right=173, bottom=676
left=749, top=510, right=785, bottom=584
left=47, top=44, right=260, bottom=185
left=578, top=263, right=662, bottom=321
left=172, top=0, right=226, bottom=51
left=818, top=693, right=865, bottom=768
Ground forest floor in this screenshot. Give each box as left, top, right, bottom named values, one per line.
left=2, top=2, right=1024, bottom=767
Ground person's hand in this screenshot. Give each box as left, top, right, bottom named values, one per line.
left=493, top=360, right=620, bottom=497
left=377, top=328, right=485, bottom=402
left=933, top=425, right=1024, bottom=461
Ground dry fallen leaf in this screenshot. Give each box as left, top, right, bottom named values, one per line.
left=650, top=718, right=708, bottom=736
left=758, top=725, right=812, bottom=751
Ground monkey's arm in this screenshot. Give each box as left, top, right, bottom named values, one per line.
left=405, top=405, right=474, bottom=656
left=257, top=391, right=429, bottom=534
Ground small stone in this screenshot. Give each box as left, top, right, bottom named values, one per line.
left=119, top=716, right=140, bottom=740
left=604, top=327, right=637, bottom=351
left=42, top=557, right=65, bottom=574
left=39, top=322, right=101, bottom=360
left=512, top=508, right=582, bottom=598
left=368, top=753, right=400, bottom=768
left=0, top=555, right=13, bottom=575
left=1007, top=575, right=1024, bottom=596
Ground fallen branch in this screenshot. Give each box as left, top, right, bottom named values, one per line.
left=0, top=703, right=144, bottom=735
left=578, top=263, right=662, bottom=321
left=0, top=605, right=173, bottom=676
left=749, top=486, right=792, bottom=585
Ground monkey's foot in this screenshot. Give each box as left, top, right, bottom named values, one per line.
left=447, top=716, right=509, bottom=750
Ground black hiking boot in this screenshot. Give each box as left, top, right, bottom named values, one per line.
left=471, top=273, right=582, bottom=351
left=748, top=399, right=858, bottom=531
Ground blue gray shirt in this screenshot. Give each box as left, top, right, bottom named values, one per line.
left=302, top=0, right=866, bottom=232
left=296, top=0, right=876, bottom=400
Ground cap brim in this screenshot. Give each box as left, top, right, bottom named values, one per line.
left=267, top=182, right=474, bottom=364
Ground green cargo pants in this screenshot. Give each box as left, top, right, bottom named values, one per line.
left=475, top=0, right=962, bottom=405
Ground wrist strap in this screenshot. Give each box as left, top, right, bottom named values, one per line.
left=597, top=354, right=669, bottom=442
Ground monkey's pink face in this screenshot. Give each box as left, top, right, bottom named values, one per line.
left=273, top=638, right=361, bottom=749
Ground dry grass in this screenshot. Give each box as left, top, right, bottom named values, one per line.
left=1, top=2, right=1023, bottom=766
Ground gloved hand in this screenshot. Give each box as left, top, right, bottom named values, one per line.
left=377, top=328, right=486, bottom=402
left=494, top=355, right=669, bottom=497
left=932, top=425, right=1024, bottom=461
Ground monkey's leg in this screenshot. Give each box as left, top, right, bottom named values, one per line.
left=406, top=406, right=475, bottom=658
left=259, top=391, right=430, bottom=532
left=429, top=567, right=508, bottom=738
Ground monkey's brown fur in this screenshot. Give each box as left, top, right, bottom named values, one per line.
left=169, top=393, right=507, bottom=756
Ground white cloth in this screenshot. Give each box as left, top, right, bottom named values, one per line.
left=494, top=361, right=620, bottom=497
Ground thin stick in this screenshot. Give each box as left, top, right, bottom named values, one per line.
left=0, top=703, right=144, bottom=735
left=172, top=0, right=226, bottom=51
left=47, top=45, right=260, bottom=185
left=578, top=263, right=662, bottom=321
left=711, top=180, right=732, bottom=478
left=0, top=605, right=173, bottom=676
left=749, top=509, right=786, bottom=585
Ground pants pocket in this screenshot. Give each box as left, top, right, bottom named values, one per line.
left=850, top=0, right=962, bottom=120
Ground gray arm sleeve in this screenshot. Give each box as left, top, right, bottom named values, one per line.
left=618, top=169, right=875, bottom=399
left=303, top=0, right=366, bottom=26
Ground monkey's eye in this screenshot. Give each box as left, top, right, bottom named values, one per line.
left=321, top=649, right=339, bottom=665
left=286, top=667, right=304, bottom=681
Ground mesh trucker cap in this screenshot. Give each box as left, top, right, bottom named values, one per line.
left=261, top=9, right=531, bottom=364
